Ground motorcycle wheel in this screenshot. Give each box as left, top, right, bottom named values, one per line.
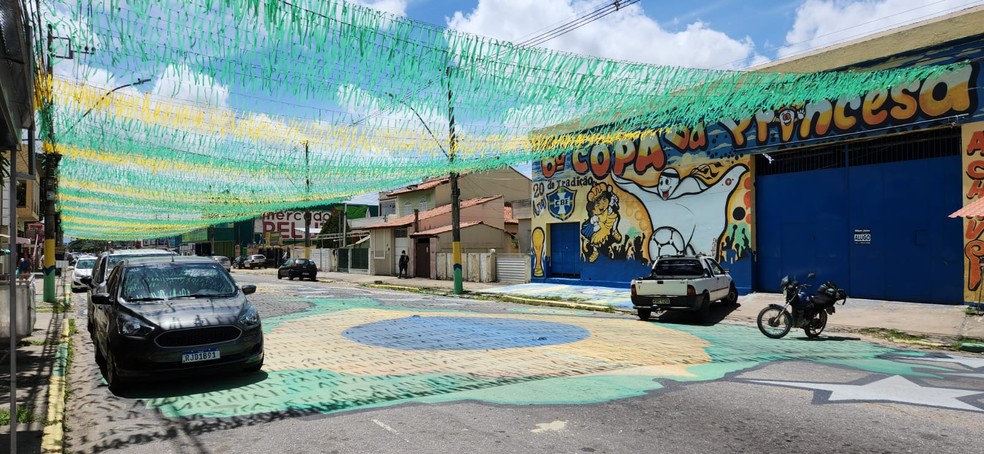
left=757, top=307, right=791, bottom=339
left=804, top=310, right=828, bottom=338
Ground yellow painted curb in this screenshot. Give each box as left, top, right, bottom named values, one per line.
left=40, top=319, right=70, bottom=453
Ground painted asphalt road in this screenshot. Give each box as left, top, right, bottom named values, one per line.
left=63, top=273, right=984, bottom=453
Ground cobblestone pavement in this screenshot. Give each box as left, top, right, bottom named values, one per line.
left=61, top=278, right=984, bottom=453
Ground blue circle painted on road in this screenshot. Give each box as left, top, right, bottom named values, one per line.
left=342, top=316, right=591, bottom=350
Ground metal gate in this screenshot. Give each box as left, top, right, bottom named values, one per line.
left=755, top=128, right=963, bottom=303
left=549, top=222, right=581, bottom=277
left=495, top=253, right=530, bottom=283
left=337, top=248, right=349, bottom=273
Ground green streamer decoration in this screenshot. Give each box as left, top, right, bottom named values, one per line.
left=33, top=0, right=966, bottom=240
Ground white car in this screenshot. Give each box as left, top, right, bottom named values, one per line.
left=71, top=255, right=97, bottom=292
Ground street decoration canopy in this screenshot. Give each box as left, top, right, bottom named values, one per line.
left=36, top=0, right=962, bottom=240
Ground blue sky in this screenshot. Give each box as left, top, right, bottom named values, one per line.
left=377, top=0, right=984, bottom=69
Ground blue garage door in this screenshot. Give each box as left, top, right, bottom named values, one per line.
left=550, top=222, right=581, bottom=277
left=755, top=129, right=963, bottom=304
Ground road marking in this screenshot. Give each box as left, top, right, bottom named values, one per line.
left=749, top=375, right=984, bottom=412
left=532, top=421, right=567, bottom=433
left=372, top=419, right=410, bottom=443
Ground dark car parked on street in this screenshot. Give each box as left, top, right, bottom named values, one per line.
left=89, top=255, right=264, bottom=392
left=277, top=258, right=318, bottom=281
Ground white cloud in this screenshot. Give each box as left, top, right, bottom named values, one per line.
left=779, top=0, right=984, bottom=58
left=151, top=64, right=230, bottom=108
left=352, top=0, right=409, bottom=17
left=446, top=0, right=761, bottom=69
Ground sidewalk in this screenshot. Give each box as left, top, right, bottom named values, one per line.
left=0, top=276, right=69, bottom=454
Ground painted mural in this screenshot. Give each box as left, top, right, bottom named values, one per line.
left=533, top=59, right=981, bottom=289
left=532, top=132, right=754, bottom=285
left=961, top=121, right=984, bottom=304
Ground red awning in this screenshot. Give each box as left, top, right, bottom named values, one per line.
left=950, top=197, right=984, bottom=218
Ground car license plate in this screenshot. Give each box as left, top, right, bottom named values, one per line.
left=654, top=297, right=670, bottom=305
left=182, top=349, right=220, bottom=363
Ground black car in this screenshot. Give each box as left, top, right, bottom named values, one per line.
left=90, top=255, right=264, bottom=392
left=277, top=258, right=318, bottom=281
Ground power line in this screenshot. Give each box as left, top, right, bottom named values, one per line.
left=518, top=0, right=641, bottom=48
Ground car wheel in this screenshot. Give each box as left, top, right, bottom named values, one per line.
left=723, top=283, right=739, bottom=306
left=105, top=351, right=127, bottom=394
left=94, top=345, right=106, bottom=368
left=277, top=271, right=282, bottom=280
left=637, top=308, right=652, bottom=321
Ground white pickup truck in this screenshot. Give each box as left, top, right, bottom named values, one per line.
left=630, top=255, right=739, bottom=322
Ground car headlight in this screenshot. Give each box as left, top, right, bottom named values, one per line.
left=238, top=302, right=260, bottom=328
left=118, top=312, right=155, bottom=337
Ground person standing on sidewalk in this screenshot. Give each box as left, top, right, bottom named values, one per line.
left=398, top=250, right=409, bottom=278
left=17, top=253, right=30, bottom=279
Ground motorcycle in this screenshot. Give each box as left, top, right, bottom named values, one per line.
left=756, top=273, right=848, bottom=339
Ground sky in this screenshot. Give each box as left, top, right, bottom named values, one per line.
left=40, top=0, right=984, bottom=207
left=359, top=0, right=984, bottom=69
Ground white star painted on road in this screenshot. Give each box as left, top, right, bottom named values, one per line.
left=915, top=355, right=984, bottom=370
left=749, top=375, right=984, bottom=412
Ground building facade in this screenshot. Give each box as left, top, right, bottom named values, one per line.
left=531, top=8, right=984, bottom=305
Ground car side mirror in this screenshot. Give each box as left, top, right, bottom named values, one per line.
left=91, top=293, right=111, bottom=305
left=241, top=285, right=256, bottom=295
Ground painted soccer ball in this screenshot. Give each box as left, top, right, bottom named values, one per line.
left=649, top=227, right=690, bottom=258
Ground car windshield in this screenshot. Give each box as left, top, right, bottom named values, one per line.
left=121, top=263, right=237, bottom=301
left=76, top=258, right=96, bottom=269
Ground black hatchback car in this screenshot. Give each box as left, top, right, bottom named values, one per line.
left=277, top=258, right=318, bottom=281
left=90, top=255, right=264, bottom=392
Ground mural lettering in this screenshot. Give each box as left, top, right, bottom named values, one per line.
left=728, top=64, right=976, bottom=147
left=963, top=125, right=984, bottom=294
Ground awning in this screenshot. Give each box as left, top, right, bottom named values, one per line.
left=0, top=234, right=32, bottom=244
left=950, top=197, right=984, bottom=218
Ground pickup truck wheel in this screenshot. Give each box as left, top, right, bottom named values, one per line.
left=637, top=308, right=652, bottom=321
left=699, top=294, right=711, bottom=323
left=723, top=283, right=739, bottom=306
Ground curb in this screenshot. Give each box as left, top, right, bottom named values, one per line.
left=958, top=342, right=984, bottom=353
left=40, top=316, right=68, bottom=453
left=41, top=285, right=71, bottom=453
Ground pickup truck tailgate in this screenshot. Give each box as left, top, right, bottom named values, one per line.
left=633, top=278, right=690, bottom=296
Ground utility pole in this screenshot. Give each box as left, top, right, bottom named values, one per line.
left=303, top=141, right=311, bottom=259
left=41, top=24, right=57, bottom=303
left=447, top=66, right=462, bottom=295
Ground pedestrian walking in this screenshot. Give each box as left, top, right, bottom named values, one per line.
left=398, top=250, right=409, bottom=278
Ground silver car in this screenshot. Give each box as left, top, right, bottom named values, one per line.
left=211, top=255, right=232, bottom=272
